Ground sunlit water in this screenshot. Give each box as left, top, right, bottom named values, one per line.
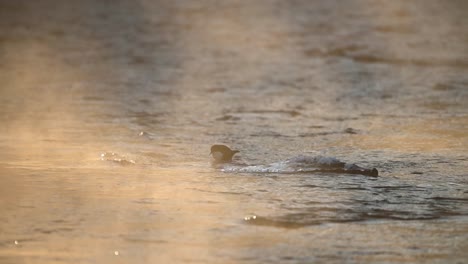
left=1, top=0, right=468, bottom=263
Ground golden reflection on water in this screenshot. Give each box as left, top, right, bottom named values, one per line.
left=1, top=1, right=468, bottom=263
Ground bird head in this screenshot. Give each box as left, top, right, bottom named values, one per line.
left=210, top=144, right=239, bottom=163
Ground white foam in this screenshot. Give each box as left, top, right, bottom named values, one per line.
left=286, top=155, right=343, bottom=166
left=222, top=162, right=292, bottom=173
left=220, top=155, right=349, bottom=174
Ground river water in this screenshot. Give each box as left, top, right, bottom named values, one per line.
left=1, top=0, right=467, bottom=263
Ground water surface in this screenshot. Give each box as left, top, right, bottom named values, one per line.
left=1, top=0, right=467, bottom=263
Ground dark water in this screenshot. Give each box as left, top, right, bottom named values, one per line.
left=1, top=0, right=468, bottom=263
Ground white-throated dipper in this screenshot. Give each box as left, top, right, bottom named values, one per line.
left=210, top=145, right=379, bottom=176
left=210, top=144, right=239, bottom=163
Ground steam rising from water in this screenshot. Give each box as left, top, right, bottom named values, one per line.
left=1, top=1, right=468, bottom=263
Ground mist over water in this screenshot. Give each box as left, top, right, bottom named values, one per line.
left=1, top=0, right=468, bottom=263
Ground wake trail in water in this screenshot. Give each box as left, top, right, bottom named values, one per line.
left=220, top=155, right=379, bottom=177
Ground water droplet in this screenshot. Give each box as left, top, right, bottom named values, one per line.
left=244, top=215, right=257, bottom=221
left=114, top=251, right=119, bottom=256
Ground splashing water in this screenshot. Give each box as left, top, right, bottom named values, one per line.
left=1, top=1, right=468, bottom=263
left=221, top=155, right=377, bottom=176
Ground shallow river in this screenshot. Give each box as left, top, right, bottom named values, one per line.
left=1, top=0, right=467, bottom=263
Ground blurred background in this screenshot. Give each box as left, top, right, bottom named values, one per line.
left=0, top=0, right=467, bottom=263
